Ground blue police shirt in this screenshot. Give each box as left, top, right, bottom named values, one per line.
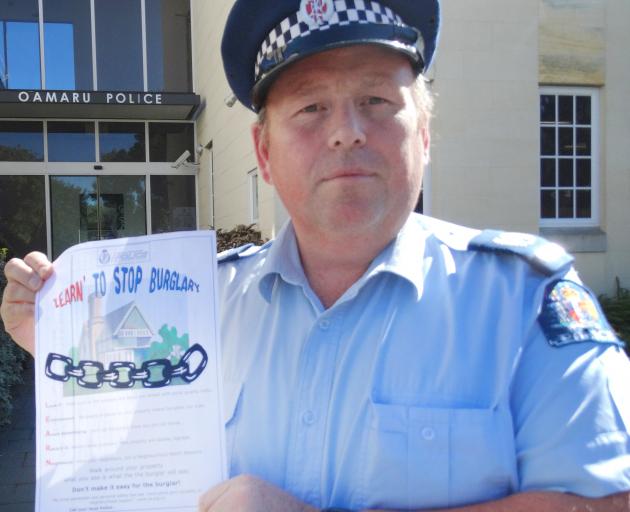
left=217, top=213, right=630, bottom=510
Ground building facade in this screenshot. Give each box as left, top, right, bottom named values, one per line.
left=1, top=0, right=628, bottom=296
left=0, top=0, right=199, bottom=261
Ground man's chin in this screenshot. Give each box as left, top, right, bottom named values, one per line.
left=319, top=206, right=389, bottom=236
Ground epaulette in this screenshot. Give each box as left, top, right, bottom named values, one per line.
left=423, top=216, right=480, bottom=251
left=468, top=229, right=574, bottom=276
left=217, top=241, right=271, bottom=264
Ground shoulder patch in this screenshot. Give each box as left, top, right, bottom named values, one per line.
left=468, top=229, right=573, bottom=276
left=538, top=280, right=623, bottom=348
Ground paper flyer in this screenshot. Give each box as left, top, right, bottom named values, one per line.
left=34, top=231, right=226, bottom=512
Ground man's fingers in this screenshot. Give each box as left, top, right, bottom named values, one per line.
left=0, top=302, right=35, bottom=324
left=4, top=253, right=53, bottom=291
left=0, top=254, right=46, bottom=358
left=0, top=301, right=35, bottom=348
left=0, top=300, right=35, bottom=355
left=24, top=251, right=54, bottom=280
left=198, top=480, right=231, bottom=511
left=3, top=258, right=42, bottom=291
left=2, top=281, right=36, bottom=305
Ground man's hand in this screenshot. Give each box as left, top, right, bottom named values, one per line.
left=0, top=251, right=53, bottom=356
left=198, top=475, right=318, bottom=512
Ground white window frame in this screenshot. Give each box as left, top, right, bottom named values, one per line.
left=247, top=168, right=259, bottom=224
left=539, top=86, right=600, bottom=228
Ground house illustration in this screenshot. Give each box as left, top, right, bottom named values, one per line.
left=80, top=294, right=154, bottom=366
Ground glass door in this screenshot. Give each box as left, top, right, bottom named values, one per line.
left=50, top=175, right=146, bottom=259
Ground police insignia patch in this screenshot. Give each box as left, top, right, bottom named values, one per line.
left=299, top=0, right=335, bottom=28
left=539, top=280, right=623, bottom=348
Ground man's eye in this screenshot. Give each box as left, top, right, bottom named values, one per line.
left=367, top=96, right=387, bottom=105
left=301, top=104, right=319, bottom=113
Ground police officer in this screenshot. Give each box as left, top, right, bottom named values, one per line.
left=3, top=1, right=630, bottom=511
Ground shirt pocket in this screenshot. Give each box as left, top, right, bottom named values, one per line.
left=223, top=380, right=244, bottom=477
left=357, top=402, right=516, bottom=510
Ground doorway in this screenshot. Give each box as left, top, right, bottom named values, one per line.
left=50, top=175, right=146, bottom=259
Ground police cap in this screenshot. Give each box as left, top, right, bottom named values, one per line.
left=221, top=0, right=441, bottom=112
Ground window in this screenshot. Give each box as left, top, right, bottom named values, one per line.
left=149, top=122, right=194, bottom=162
left=0, top=121, right=44, bottom=161
left=0, top=0, right=41, bottom=89
left=99, top=122, right=146, bottom=162
left=539, top=88, right=599, bottom=226
left=95, top=0, right=143, bottom=91
left=146, top=0, right=192, bottom=92
left=248, top=169, right=259, bottom=223
left=47, top=121, right=95, bottom=162
left=150, top=175, right=196, bottom=233
left=43, top=0, right=94, bottom=90
left=0, top=121, right=194, bottom=163
left=0, top=118, right=197, bottom=259
left=0, top=176, right=46, bottom=258
left=50, top=175, right=147, bottom=258
left=0, top=0, right=193, bottom=92
left=50, top=175, right=96, bottom=256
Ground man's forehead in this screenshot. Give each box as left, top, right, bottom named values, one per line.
left=269, top=46, right=413, bottom=98
left=288, top=73, right=398, bottom=97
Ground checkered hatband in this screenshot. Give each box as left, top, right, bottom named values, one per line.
left=255, top=0, right=410, bottom=81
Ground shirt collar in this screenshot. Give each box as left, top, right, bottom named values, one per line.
left=258, top=221, right=311, bottom=303
left=257, top=213, right=431, bottom=304
left=351, top=213, right=430, bottom=302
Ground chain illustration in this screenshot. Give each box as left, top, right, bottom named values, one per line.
left=44, top=343, right=208, bottom=389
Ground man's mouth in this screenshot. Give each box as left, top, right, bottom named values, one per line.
left=323, top=169, right=375, bottom=181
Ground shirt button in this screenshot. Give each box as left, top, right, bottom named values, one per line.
left=302, top=410, right=317, bottom=425
left=421, top=427, right=435, bottom=441
left=318, top=319, right=330, bottom=330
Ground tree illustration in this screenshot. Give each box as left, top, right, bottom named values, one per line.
left=148, top=325, right=190, bottom=363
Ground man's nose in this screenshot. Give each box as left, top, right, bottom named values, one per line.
left=327, top=104, right=367, bottom=150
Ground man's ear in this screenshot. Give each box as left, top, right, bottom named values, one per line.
left=252, top=122, right=273, bottom=185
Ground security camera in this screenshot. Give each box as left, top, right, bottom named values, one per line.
left=171, top=149, right=191, bottom=168
left=224, top=94, right=237, bottom=108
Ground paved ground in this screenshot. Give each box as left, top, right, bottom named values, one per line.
left=0, top=358, right=36, bottom=512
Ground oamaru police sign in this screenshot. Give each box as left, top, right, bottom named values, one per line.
left=16, top=90, right=164, bottom=105
left=0, top=89, right=200, bottom=120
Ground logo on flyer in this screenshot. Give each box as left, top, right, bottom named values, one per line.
left=97, top=247, right=150, bottom=266
left=98, top=250, right=111, bottom=265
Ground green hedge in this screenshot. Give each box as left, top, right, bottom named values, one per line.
left=600, top=278, right=630, bottom=355
left=0, top=252, right=27, bottom=426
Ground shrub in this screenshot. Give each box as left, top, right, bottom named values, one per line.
left=0, top=251, right=27, bottom=426
left=216, top=224, right=267, bottom=252
left=599, top=278, right=630, bottom=355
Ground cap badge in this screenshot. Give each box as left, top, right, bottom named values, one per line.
left=299, top=0, right=335, bottom=28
